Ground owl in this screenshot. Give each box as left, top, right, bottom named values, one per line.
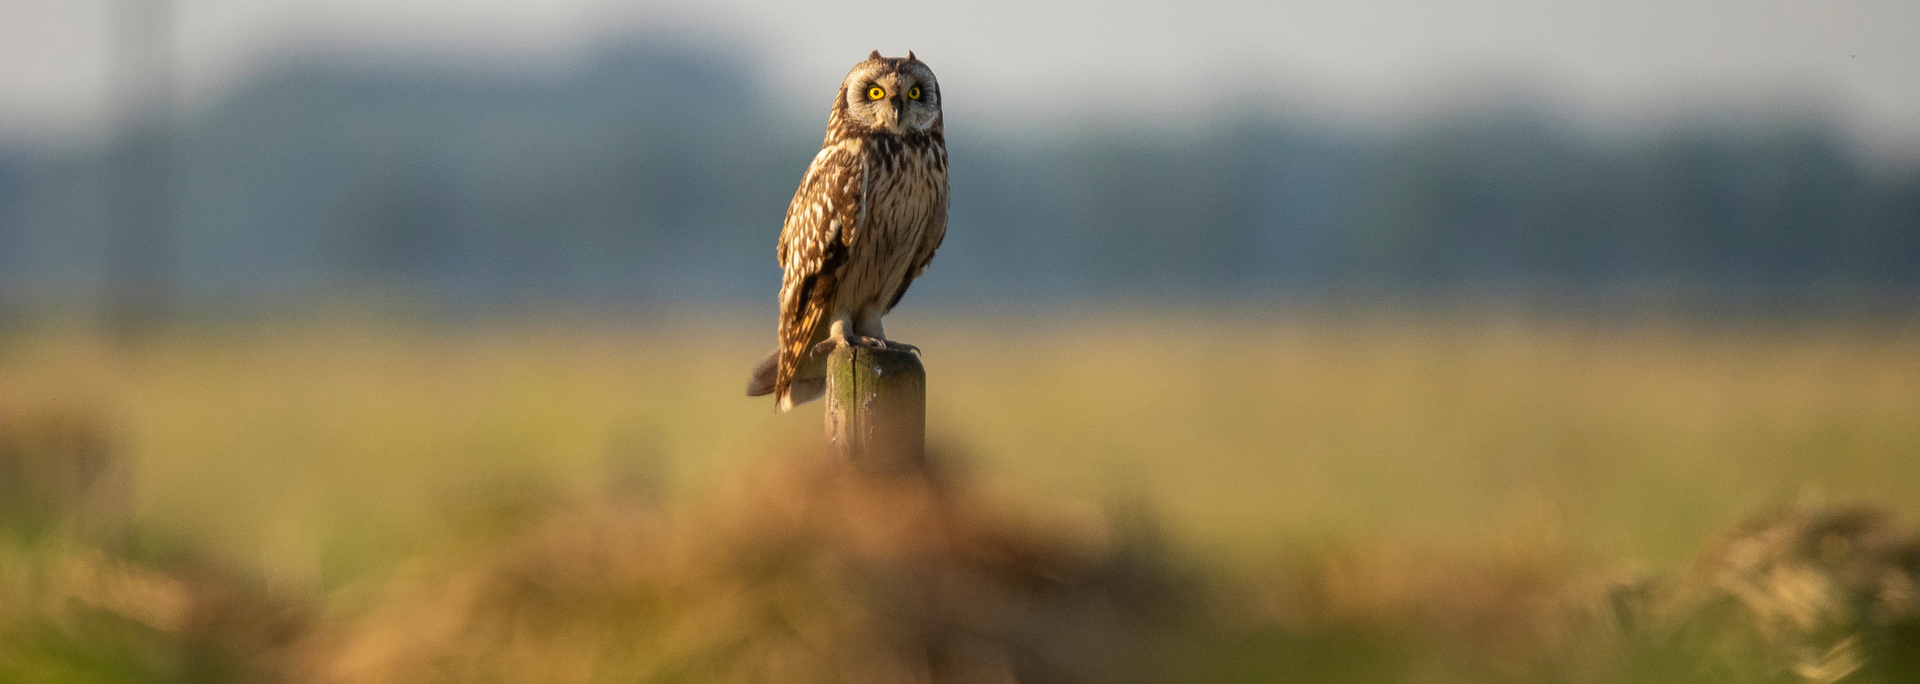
left=746, top=51, right=948, bottom=411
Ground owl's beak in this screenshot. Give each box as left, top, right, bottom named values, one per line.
left=890, top=96, right=906, bottom=131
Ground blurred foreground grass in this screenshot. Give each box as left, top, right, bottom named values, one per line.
left=2, top=310, right=1918, bottom=682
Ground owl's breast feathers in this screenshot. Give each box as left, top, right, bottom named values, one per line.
left=851, top=132, right=948, bottom=312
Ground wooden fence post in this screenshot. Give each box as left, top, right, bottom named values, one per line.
left=825, top=346, right=925, bottom=470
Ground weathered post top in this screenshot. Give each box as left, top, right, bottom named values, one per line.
left=824, top=346, right=926, bottom=470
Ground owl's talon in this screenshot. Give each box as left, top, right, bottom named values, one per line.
left=817, top=336, right=918, bottom=354
left=810, top=335, right=853, bottom=357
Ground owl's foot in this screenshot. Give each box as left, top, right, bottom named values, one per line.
left=809, top=335, right=919, bottom=356
left=809, top=334, right=854, bottom=358
left=854, top=336, right=920, bottom=355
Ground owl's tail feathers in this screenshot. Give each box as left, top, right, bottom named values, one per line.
left=746, top=351, right=778, bottom=397
left=748, top=350, right=826, bottom=411
left=784, top=377, right=825, bottom=410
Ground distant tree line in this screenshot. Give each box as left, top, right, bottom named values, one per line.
left=0, top=38, right=1914, bottom=313
left=944, top=118, right=1920, bottom=305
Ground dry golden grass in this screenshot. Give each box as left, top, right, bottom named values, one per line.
left=288, top=451, right=1170, bottom=684
left=1, top=311, right=1916, bottom=582
left=3, top=309, right=1919, bottom=683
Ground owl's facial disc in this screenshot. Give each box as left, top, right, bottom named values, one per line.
left=839, top=54, right=939, bottom=135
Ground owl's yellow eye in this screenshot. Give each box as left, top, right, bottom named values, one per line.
left=908, top=86, right=921, bottom=100
left=867, top=86, right=885, bottom=100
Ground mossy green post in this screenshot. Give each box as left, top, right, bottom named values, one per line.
left=825, top=346, right=925, bottom=470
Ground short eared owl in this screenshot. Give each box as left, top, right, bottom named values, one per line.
left=746, top=51, right=948, bottom=411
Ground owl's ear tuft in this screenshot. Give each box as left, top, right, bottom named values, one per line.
left=906, top=50, right=917, bottom=61
left=868, top=50, right=883, bottom=61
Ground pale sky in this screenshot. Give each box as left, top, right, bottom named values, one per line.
left=3, top=0, right=1917, bottom=158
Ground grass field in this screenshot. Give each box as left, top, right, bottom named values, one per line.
left=2, top=309, right=1917, bottom=682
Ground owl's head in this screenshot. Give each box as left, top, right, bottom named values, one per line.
left=834, top=51, right=941, bottom=135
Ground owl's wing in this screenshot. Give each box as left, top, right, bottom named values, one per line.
left=779, top=143, right=865, bottom=272
left=773, top=143, right=865, bottom=408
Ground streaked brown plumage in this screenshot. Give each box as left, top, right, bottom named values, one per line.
left=747, top=51, right=948, bottom=411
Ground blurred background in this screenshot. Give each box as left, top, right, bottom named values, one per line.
left=1, top=0, right=1919, bottom=682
